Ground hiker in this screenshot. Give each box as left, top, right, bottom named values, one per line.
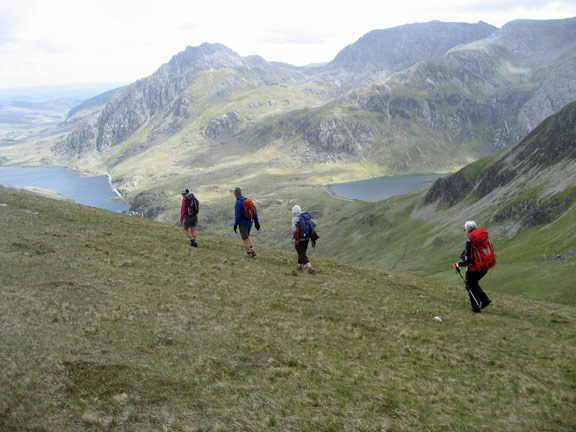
left=453, top=220, right=493, bottom=312
left=180, top=188, right=199, bottom=247
left=291, top=205, right=317, bottom=274
left=233, top=187, right=260, bottom=258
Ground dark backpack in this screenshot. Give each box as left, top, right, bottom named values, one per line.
left=184, top=193, right=199, bottom=216
left=297, top=212, right=314, bottom=239
left=240, top=197, right=257, bottom=220
left=467, top=227, right=496, bottom=272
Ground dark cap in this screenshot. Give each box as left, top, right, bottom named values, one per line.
left=234, top=187, right=242, bottom=196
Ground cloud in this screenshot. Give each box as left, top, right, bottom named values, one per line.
left=1, top=0, right=575, bottom=88
left=261, top=29, right=333, bottom=45
left=179, top=22, right=201, bottom=32
left=0, top=4, right=20, bottom=45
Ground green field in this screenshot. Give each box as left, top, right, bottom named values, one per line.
left=1, top=189, right=575, bottom=431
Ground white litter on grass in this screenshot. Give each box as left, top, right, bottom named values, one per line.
left=434, top=316, right=443, bottom=322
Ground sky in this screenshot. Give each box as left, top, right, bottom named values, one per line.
left=1, top=0, right=575, bottom=90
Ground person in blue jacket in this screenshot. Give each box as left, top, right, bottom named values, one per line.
left=233, top=187, right=260, bottom=258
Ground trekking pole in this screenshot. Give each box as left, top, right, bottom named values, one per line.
left=455, top=266, right=481, bottom=311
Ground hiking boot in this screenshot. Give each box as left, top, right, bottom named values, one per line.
left=482, top=299, right=492, bottom=309
left=250, top=250, right=256, bottom=257
left=472, top=307, right=481, bottom=313
left=190, top=239, right=198, bottom=247
left=245, top=253, right=254, bottom=259
left=296, top=265, right=303, bottom=271
left=308, top=268, right=316, bottom=275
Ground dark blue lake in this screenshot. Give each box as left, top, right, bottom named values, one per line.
left=0, top=166, right=129, bottom=212
left=330, top=173, right=447, bottom=201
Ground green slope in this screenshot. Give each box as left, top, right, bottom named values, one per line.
left=1, top=189, right=575, bottom=431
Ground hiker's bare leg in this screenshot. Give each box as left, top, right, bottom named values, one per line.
left=243, top=238, right=251, bottom=253
left=190, top=227, right=197, bottom=241
left=183, top=226, right=193, bottom=239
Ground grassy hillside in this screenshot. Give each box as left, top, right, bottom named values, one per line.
left=1, top=189, right=575, bottom=431
left=150, top=179, right=576, bottom=308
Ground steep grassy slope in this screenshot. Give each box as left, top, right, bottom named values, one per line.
left=1, top=189, right=575, bottom=431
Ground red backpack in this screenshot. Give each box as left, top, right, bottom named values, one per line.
left=240, top=197, right=257, bottom=220
left=467, top=227, right=496, bottom=272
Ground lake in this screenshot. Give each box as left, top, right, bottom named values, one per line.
left=0, top=166, right=129, bottom=213
left=329, top=173, right=447, bottom=201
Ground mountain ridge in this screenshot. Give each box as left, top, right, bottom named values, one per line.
left=328, top=20, right=497, bottom=75
left=50, top=17, right=576, bottom=175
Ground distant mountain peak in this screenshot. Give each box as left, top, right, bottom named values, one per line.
left=327, top=20, right=498, bottom=75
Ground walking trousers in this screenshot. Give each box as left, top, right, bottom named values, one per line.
left=465, top=269, right=490, bottom=311
left=295, top=240, right=310, bottom=265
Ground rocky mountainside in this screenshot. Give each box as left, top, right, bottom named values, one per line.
left=422, top=100, right=576, bottom=233
left=53, top=43, right=307, bottom=156
left=300, top=21, right=498, bottom=95
left=328, top=20, right=497, bottom=76
left=292, top=17, right=576, bottom=170
left=64, top=87, right=123, bottom=124
left=28, top=17, right=576, bottom=218
left=51, top=21, right=506, bottom=162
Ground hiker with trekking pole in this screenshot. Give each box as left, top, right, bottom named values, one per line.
left=453, top=221, right=495, bottom=313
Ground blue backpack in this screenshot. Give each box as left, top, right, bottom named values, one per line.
left=297, top=212, right=314, bottom=238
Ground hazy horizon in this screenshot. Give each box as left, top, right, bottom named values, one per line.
left=1, top=0, right=576, bottom=90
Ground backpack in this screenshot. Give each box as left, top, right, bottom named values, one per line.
left=184, top=192, right=199, bottom=216
left=467, top=227, right=496, bottom=272
left=240, top=197, right=257, bottom=220
left=296, top=212, right=314, bottom=239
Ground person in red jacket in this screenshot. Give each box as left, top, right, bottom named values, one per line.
left=180, top=188, right=198, bottom=247
left=453, top=221, right=492, bottom=312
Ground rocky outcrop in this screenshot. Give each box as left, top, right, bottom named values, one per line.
left=129, top=189, right=170, bottom=218
left=492, top=197, right=573, bottom=226
left=423, top=169, right=475, bottom=206
left=202, top=112, right=240, bottom=139
left=304, top=116, right=373, bottom=157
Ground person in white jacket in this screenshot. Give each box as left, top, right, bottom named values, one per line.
left=291, top=205, right=317, bottom=274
